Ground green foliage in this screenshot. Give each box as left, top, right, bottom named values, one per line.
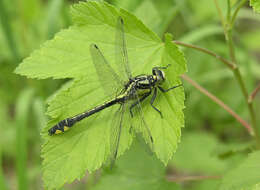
left=190, top=180, right=220, bottom=190
left=15, top=1, right=186, bottom=189
left=0, top=0, right=20, bottom=62
left=0, top=147, right=7, bottom=190
left=133, top=0, right=181, bottom=37
left=1, top=0, right=260, bottom=189
left=250, top=0, right=260, bottom=13
left=46, top=0, right=65, bottom=39
left=171, top=132, right=227, bottom=174
left=92, top=142, right=181, bottom=190
left=15, top=88, right=35, bottom=190
left=220, top=151, right=260, bottom=190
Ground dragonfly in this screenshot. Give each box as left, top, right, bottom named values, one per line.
left=48, top=17, right=182, bottom=163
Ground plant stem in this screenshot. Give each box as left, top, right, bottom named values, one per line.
left=227, top=0, right=231, bottom=22
left=173, top=41, right=253, bottom=132
left=215, top=0, right=260, bottom=146
left=167, top=174, right=221, bottom=182
left=174, top=0, right=260, bottom=145
left=226, top=29, right=236, bottom=63
left=173, top=41, right=236, bottom=69
left=175, top=39, right=260, bottom=143
left=230, top=0, right=248, bottom=27
left=214, top=0, right=226, bottom=30
left=249, top=83, right=260, bottom=103
left=0, top=147, right=8, bottom=190
left=181, top=74, right=252, bottom=133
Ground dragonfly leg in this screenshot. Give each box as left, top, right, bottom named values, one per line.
left=150, top=88, right=163, bottom=118
left=130, top=90, right=151, bottom=117
left=158, top=84, right=182, bottom=93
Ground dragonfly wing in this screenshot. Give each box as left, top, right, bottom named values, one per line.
left=109, top=104, right=125, bottom=167
left=115, top=17, right=132, bottom=81
left=90, top=44, right=124, bottom=98
left=131, top=91, right=154, bottom=152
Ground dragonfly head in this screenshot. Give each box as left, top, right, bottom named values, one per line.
left=152, top=68, right=165, bottom=84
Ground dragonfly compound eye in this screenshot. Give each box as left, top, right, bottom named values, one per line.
left=153, top=69, right=165, bottom=83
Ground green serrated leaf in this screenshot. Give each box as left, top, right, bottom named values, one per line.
left=15, top=1, right=186, bottom=189
left=250, top=0, right=260, bottom=13
left=220, top=150, right=260, bottom=190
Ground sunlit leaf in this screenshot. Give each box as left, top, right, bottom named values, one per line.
left=15, top=1, right=186, bottom=189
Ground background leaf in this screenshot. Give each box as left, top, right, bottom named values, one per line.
left=171, top=132, right=227, bottom=174
left=220, top=150, right=260, bottom=190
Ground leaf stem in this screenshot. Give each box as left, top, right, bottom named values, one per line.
left=173, top=41, right=237, bottom=69
left=214, top=0, right=226, bottom=31
left=227, top=0, right=231, bottom=23
left=230, top=0, right=247, bottom=27
left=181, top=74, right=252, bottom=133
left=249, top=83, right=260, bottom=103
left=0, top=147, right=8, bottom=190
left=167, top=174, right=221, bottom=182
left=226, top=29, right=236, bottom=63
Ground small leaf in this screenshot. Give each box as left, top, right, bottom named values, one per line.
left=220, top=150, right=260, bottom=190
left=250, top=0, right=260, bottom=13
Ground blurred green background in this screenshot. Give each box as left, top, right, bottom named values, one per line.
left=0, top=0, right=259, bottom=189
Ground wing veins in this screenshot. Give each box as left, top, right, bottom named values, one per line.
left=90, top=44, right=124, bottom=98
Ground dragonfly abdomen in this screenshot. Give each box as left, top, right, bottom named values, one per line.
left=48, top=98, right=120, bottom=135
left=48, top=118, right=76, bottom=135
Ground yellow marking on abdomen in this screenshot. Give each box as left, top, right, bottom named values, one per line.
left=64, top=126, right=70, bottom=131
left=55, top=130, right=63, bottom=134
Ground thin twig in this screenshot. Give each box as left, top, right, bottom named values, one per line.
left=230, top=0, right=247, bottom=27
left=214, top=0, right=226, bottom=30
left=249, top=83, right=260, bottom=103
left=173, top=41, right=237, bottom=70
left=181, top=74, right=252, bottom=133
left=226, top=29, right=236, bottom=63
left=167, top=175, right=221, bottom=182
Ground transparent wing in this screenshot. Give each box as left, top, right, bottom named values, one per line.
left=133, top=130, right=154, bottom=156
left=109, top=104, right=126, bottom=167
left=115, top=17, right=132, bottom=81
left=90, top=44, right=124, bottom=98
left=131, top=92, right=154, bottom=151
